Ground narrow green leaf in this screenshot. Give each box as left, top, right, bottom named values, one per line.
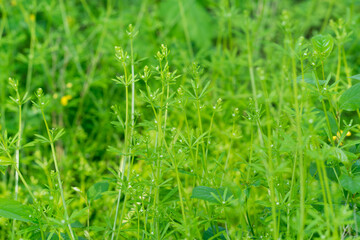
left=350, top=74, right=360, bottom=81
left=34, top=134, right=50, bottom=144
left=53, top=128, right=65, bottom=142
left=339, top=83, right=360, bottom=111
left=0, top=156, right=14, bottom=166
left=161, top=187, right=179, bottom=203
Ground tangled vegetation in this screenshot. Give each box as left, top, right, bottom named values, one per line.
left=1, top=0, right=360, bottom=239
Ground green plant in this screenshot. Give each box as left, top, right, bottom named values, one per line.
left=1, top=1, right=360, bottom=239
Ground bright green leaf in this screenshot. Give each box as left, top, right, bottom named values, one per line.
left=0, top=198, right=34, bottom=223
left=0, top=156, right=14, bottom=166
left=339, top=83, right=360, bottom=111
left=311, top=34, right=334, bottom=58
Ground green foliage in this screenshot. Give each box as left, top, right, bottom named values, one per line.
left=191, top=186, right=233, bottom=204
left=86, top=181, right=109, bottom=201
left=0, top=0, right=360, bottom=239
left=340, top=174, right=360, bottom=194
left=339, top=83, right=360, bottom=111
left=203, top=226, right=226, bottom=240
left=311, top=34, right=335, bottom=59
left=0, top=156, right=13, bottom=166
left=0, top=198, right=34, bottom=223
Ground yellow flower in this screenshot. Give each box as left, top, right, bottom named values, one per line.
left=29, top=14, right=35, bottom=22
left=66, top=16, right=75, bottom=27
left=60, top=95, right=72, bottom=106
left=66, top=82, right=73, bottom=88
left=331, top=130, right=352, bottom=144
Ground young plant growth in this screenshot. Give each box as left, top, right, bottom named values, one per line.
left=0, top=0, right=360, bottom=239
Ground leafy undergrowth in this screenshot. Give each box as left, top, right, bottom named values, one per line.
left=1, top=0, right=360, bottom=239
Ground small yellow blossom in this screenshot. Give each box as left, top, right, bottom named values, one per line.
left=53, top=93, right=58, bottom=99
left=66, top=16, right=75, bottom=27
left=60, top=95, right=72, bottom=106
left=29, top=14, right=35, bottom=22
left=66, top=82, right=73, bottom=88
left=11, top=0, right=17, bottom=6
left=331, top=130, right=352, bottom=144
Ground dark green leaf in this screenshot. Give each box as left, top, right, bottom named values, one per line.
left=203, top=226, right=226, bottom=240
left=87, top=181, right=109, bottom=201
left=44, top=233, right=87, bottom=240
left=340, top=174, right=360, bottom=194
left=352, top=160, right=360, bottom=175
left=160, top=187, right=179, bottom=203
left=191, top=186, right=233, bottom=204
left=71, top=220, right=85, bottom=228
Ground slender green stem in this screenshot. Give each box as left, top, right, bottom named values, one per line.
left=245, top=25, right=263, bottom=146
left=342, top=46, right=351, bottom=87
left=12, top=90, right=22, bottom=240
left=314, top=65, right=334, bottom=147
left=111, top=63, right=129, bottom=240
left=291, top=51, right=305, bottom=240
left=205, top=110, right=216, bottom=162
left=335, top=43, right=342, bottom=91
left=41, top=111, right=75, bottom=240
left=196, top=99, right=207, bottom=177
left=15, top=95, right=22, bottom=201
left=220, top=118, right=235, bottom=186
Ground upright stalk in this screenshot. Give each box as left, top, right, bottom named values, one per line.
left=129, top=31, right=136, bottom=177
left=335, top=44, right=341, bottom=90
left=291, top=51, right=305, bottom=240
left=315, top=63, right=335, bottom=147
left=40, top=110, right=75, bottom=240
left=12, top=92, right=22, bottom=240
left=14, top=95, right=22, bottom=202
left=111, top=63, right=129, bottom=240
left=245, top=23, right=263, bottom=146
